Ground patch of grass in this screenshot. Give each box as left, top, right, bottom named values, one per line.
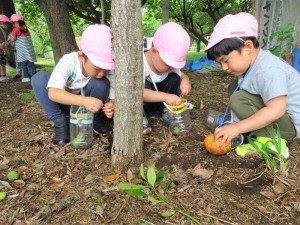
left=6, top=57, right=55, bottom=77
left=186, top=51, right=205, bottom=62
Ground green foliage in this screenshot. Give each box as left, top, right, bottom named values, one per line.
left=247, top=125, right=289, bottom=175
left=19, top=91, right=34, bottom=100
left=186, top=51, right=205, bottom=62
left=269, top=24, right=294, bottom=58
left=142, top=11, right=160, bottom=37
left=117, top=164, right=202, bottom=224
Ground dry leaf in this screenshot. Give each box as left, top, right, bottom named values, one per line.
left=103, top=172, right=121, bottom=183
left=260, top=190, right=276, bottom=199
left=126, top=169, right=134, bottom=182
left=272, top=183, right=286, bottom=194
left=191, top=164, right=214, bottom=180
left=0, top=155, right=10, bottom=166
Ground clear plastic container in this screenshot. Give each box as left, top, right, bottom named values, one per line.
left=70, top=106, right=94, bottom=149
left=167, top=100, right=192, bottom=136
left=206, top=109, right=230, bottom=131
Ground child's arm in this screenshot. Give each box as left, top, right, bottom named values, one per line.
left=48, top=87, right=104, bottom=113
left=215, top=96, right=287, bottom=146
left=143, top=88, right=182, bottom=106
left=180, top=73, right=191, bottom=95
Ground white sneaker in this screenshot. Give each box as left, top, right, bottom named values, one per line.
left=0, top=76, right=10, bottom=82
left=21, top=77, right=30, bottom=82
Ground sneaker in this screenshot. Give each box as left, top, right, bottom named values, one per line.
left=93, top=119, right=111, bottom=136
left=0, top=76, right=10, bottom=82
left=14, top=74, right=22, bottom=79
left=52, top=123, right=70, bottom=145
left=143, top=114, right=152, bottom=134
left=21, top=77, right=30, bottom=82
left=235, top=136, right=289, bottom=158
left=162, top=108, right=171, bottom=125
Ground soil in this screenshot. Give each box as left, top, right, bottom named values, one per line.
left=0, top=71, right=300, bottom=225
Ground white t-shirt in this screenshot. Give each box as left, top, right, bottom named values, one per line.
left=143, top=52, right=182, bottom=84
left=47, top=52, right=115, bottom=99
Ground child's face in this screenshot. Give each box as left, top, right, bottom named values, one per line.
left=216, top=48, right=252, bottom=76
left=151, top=50, right=173, bottom=74
left=82, top=57, right=110, bottom=78
left=0, top=22, right=9, bottom=29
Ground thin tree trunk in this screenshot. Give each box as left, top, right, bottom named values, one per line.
left=111, top=0, right=143, bottom=170
left=100, top=0, right=105, bottom=24
left=162, top=0, right=169, bottom=24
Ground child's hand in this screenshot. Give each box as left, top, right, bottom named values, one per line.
left=180, top=80, right=191, bottom=95
left=84, top=97, right=104, bottom=113
left=214, top=123, right=240, bottom=147
left=103, top=102, right=114, bottom=118
left=165, top=94, right=181, bottom=106
left=1, top=42, right=9, bottom=49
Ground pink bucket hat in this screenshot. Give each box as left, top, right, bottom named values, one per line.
left=10, top=14, right=24, bottom=22
left=0, top=15, right=11, bottom=23
left=81, top=24, right=114, bottom=70
left=205, top=12, right=258, bottom=51
left=153, top=22, right=190, bottom=69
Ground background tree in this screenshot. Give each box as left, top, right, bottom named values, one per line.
left=111, top=0, right=143, bottom=169
left=0, top=0, right=15, bottom=16
left=34, top=0, right=78, bottom=63
left=162, top=0, right=169, bottom=24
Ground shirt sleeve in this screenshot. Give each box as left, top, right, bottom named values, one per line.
left=106, top=71, right=115, bottom=99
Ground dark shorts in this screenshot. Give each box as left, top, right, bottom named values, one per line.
left=0, top=51, right=6, bottom=66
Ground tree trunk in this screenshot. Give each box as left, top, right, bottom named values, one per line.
left=35, top=0, right=78, bottom=64
left=111, top=0, right=143, bottom=170
left=196, top=39, right=201, bottom=52
left=162, top=0, right=169, bottom=24
left=100, top=0, right=105, bottom=24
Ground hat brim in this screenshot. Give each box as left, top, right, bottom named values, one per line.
left=89, top=57, right=115, bottom=70
left=159, top=52, right=186, bottom=69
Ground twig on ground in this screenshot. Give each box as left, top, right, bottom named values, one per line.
left=274, top=188, right=300, bottom=202
left=140, top=219, right=156, bottom=225
left=244, top=203, right=272, bottom=222
left=240, top=168, right=267, bottom=185
left=60, top=151, right=109, bottom=160
left=198, top=212, right=238, bottom=225
left=105, top=198, right=128, bottom=224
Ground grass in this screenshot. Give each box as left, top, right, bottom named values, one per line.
left=186, top=51, right=205, bottom=62
left=6, top=57, right=55, bottom=77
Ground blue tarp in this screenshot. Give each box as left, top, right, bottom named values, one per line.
left=185, top=56, right=216, bottom=72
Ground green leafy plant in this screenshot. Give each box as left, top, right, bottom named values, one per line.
left=247, top=126, right=289, bottom=175
left=117, top=164, right=202, bottom=224
left=269, top=24, right=294, bottom=58
left=19, top=91, right=35, bottom=100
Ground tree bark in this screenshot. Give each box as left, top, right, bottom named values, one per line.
left=111, top=0, right=143, bottom=170
left=162, top=0, right=169, bottom=24
left=35, top=0, right=78, bottom=64
left=100, top=0, right=105, bottom=24
left=0, top=0, right=15, bottom=16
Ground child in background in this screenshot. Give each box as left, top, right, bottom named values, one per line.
left=8, top=14, right=36, bottom=82
left=205, top=12, right=300, bottom=147
left=0, top=15, right=11, bottom=82
left=143, top=22, right=191, bottom=134
left=31, top=24, right=115, bottom=145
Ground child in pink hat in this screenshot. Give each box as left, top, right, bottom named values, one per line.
left=205, top=12, right=300, bottom=147
left=143, top=22, right=191, bottom=134
left=8, top=13, right=37, bottom=82
left=0, top=15, right=11, bottom=82
left=31, top=25, right=115, bottom=145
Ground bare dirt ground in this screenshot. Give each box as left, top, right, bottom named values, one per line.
left=0, top=71, right=300, bottom=225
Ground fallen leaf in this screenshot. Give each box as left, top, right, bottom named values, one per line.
left=126, top=169, right=134, bottom=182
left=103, top=172, right=121, bottom=183
left=272, top=183, right=286, bottom=194
left=0, top=155, right=10, bottom=166
left=191, top=164, right=214, bottom=180
left=260, top=190, right=276, bottom=199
